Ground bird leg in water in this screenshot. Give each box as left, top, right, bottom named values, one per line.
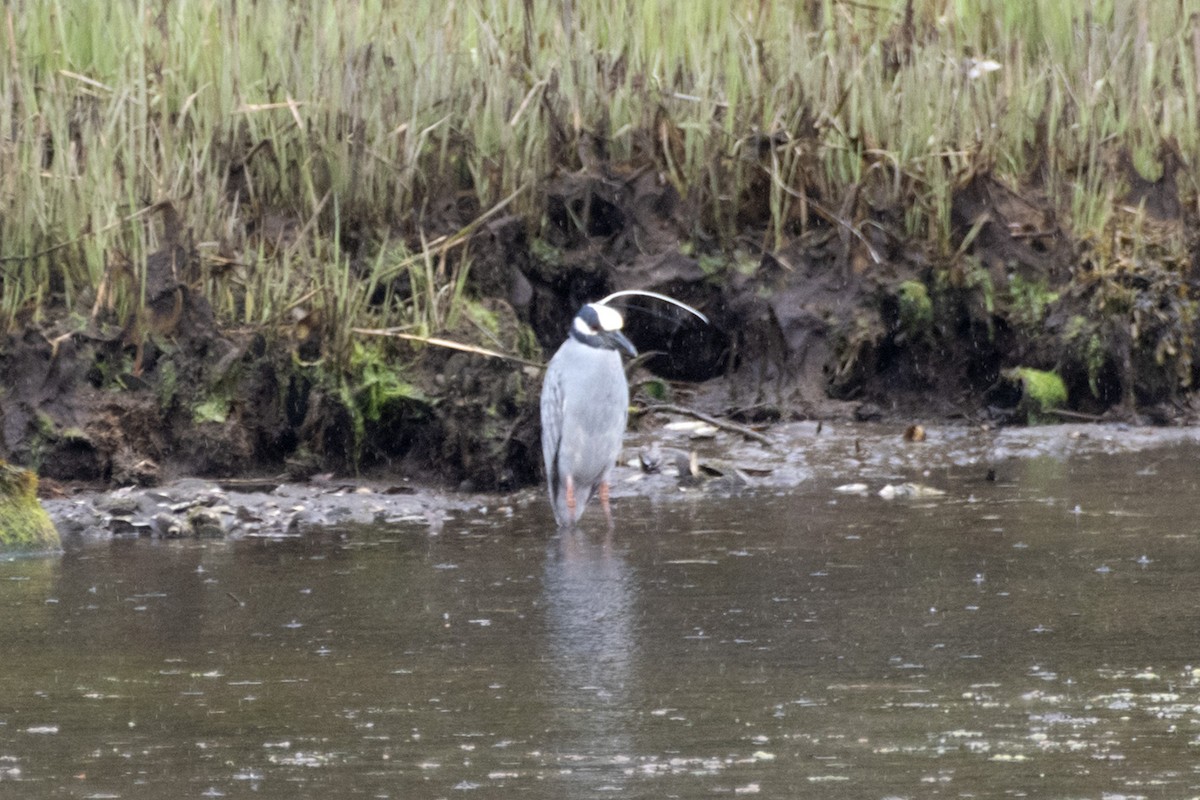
left=564, top=475, right=577, bottom=522
left=598, top=480, right=613, bottom=529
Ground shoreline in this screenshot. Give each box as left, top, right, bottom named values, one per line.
left=38, top=420, right=1200, bottom=541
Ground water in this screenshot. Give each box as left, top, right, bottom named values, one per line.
left=5, top=441, right=1200, bottom=798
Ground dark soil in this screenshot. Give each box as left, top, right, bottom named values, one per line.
left=4, top=149, right=1200, bottom=497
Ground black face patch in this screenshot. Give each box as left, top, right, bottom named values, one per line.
left=576, top=304, right=602, bottom=334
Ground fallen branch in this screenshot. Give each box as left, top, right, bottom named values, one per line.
left=639, top=403, right=774, bottom=448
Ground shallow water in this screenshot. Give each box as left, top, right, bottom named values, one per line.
left=6, top=441, right=1200, bottom=798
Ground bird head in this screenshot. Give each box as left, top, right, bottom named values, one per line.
left=573, top=303, right=637, bottom=357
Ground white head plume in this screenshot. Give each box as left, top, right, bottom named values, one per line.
left=595, top=289, right=709, bottom=324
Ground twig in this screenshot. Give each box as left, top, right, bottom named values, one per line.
left=1044, top=407, right=1106, bottom=422
left=640, top=403, right=774, bottom=448
left=372, top=184, right=528, bottom=284
left=352, top=327, right=543, bottom=369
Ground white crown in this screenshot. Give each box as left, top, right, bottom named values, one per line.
left=580, top=302, right=624, bottom=333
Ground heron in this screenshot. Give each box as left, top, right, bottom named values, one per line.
left=539, top=290, right=707, bottom=527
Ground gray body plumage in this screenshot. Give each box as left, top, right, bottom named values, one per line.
left=540, top=325, right=631, bottom=526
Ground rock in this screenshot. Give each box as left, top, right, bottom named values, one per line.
left=108, top=516, right=152, bottom=536
left=0, top=461, right=60, bottom=551
left=46, top=501, right=107, bottom=536
left=187, top=506, right=227, bottom=538
left=878, top=483, right=946, bottom=500
left=95, top=492, right=142, bottom=516
left=152, top=512, right=187, bottom=538
left=854, top=404, right=883, bottom=422
left=673, top=449, right=700, bottom=484
left=638, top=443, right=664, bottom=473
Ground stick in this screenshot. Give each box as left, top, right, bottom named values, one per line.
left=1043, top=407, right=1106, bottom=422
left=639, top=403, right=774, bottom=447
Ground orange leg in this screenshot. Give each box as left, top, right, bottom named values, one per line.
left=565, top=475, right=577, bottom=523
left=599, top=479, right=613, bottom=530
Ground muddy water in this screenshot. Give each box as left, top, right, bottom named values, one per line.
left=5, top=442, right=1200, bottom=798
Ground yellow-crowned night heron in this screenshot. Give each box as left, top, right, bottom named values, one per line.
left=540, top=301, right=635, bottom=528
left=540, top=291, right=708, bottom=528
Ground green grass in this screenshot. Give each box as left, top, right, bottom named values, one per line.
left=1, top=1, right=1197, bottom=362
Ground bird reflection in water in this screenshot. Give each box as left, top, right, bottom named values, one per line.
left=542, top=527, right=639, bottom=789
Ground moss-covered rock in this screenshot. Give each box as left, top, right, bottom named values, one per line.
left=0, top=461, right=60, bottom=551
left=1004, top=367, right=1068, bottom=424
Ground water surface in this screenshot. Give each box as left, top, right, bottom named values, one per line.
left=5, top=441, right=1200, bottom=797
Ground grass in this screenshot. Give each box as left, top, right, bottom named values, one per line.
left=1, top=0, right=1197, bottom=363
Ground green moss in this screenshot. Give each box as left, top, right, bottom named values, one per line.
left=529, top=238, right=564, bottom=268
left=193, top=396, right=230, bottom=424
left=637, top=377, right=671, bottom=402
left=1004, top=367, right=1068, bottom=424
left=464, top=301, right=501, bottom=337
left=1063, top=315, right=1106, bottom=397
left=965, top=259, right=995, bottom=317
left=27, top=413, right=77, bottom=472
left=0, top=461, right=60, bottom=552
left=34, top=411, right=57, bottom=438
left=336, top=340, right=433, bottom=467
left=1007, top=274, right=1060, bottom=330
left=351, top=341, right=428, bottom=424
left=60, top=427, right=90, bottom=442
left=515, top=322, right=543, bottom=363
left=897, top=280, right=933, bottom=342
left=156, top=359, right=179, bottom=409
left=697, top=254, right=727, bottom=276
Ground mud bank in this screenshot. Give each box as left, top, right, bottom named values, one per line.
left=39, top=421, right=1200, bottom=540
left=7, top=157, right=1200, bottom=502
